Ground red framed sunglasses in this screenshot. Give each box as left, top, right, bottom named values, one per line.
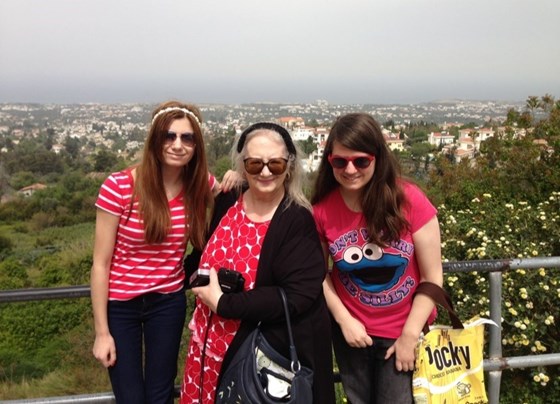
left=328, top=154, right=375, bottom=169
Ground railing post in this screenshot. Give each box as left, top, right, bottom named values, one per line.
left=487, top=271, right=503, bottom=404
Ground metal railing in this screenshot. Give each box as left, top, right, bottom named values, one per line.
left=1, top=256, right=559, bottom=403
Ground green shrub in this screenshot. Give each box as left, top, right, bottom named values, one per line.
left=438, top=191, right=560, bottom=400
left=0, top=258, right=29, bottom=289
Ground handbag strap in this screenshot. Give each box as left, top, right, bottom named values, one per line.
left=414, top=282, right=464, bottom=333
left=278, top=288, right=301, bottom=373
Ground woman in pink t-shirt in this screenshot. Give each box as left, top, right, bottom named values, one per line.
left=91, top=101, right=218, bottom=403
left=311, top=113, right=443, bottom=404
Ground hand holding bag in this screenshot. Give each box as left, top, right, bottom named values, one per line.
left=412, top=282, right=496, bottom=404
left=215, top=288, right=313, bottom=403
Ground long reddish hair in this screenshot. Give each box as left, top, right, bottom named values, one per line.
left=133, top=100, right=213, bottom=249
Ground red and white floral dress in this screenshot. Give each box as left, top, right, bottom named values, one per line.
left=180, top=196, right=270, bottom=403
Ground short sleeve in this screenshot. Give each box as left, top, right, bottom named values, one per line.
left=95, top=172, right=131, bottom=217
left=402, top=182, right=437, bottom=233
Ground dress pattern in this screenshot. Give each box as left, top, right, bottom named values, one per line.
left=181, top=197, right=269, bottom=403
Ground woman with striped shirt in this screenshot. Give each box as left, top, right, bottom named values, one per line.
left=91, top=101, right=218, bottom=403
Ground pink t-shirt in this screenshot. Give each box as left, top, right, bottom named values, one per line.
left=313, top=181, right=437, bottom=338
left=95, top=169, right=216, bottom=301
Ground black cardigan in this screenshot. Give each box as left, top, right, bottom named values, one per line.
left=185, top=190, right=335, bottom=404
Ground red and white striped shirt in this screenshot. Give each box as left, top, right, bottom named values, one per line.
left=95, top=169, right=216, bottom=301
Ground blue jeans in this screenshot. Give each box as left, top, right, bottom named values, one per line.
left=332, top=322, right=413, bottom=404
left=107, top=290, right=186, bottom=404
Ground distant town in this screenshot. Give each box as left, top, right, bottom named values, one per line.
left=0, top=99, right=533, bottom=174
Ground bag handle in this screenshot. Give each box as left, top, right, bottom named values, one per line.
left=414, top=282, right=464, bottom=333
left=278, top=288, right=301, bottom=373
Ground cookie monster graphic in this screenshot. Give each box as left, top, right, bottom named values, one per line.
left=336, top=243, right=409, bottom=293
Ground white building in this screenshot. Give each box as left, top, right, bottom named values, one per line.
left=428, top=132, right=455, bottom=147
left=292, top=127, right=315, bottom=142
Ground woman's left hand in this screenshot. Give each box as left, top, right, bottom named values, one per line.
left=192, top=268, right=223, bottom=313
left=385, top=332, right=418, bottom=372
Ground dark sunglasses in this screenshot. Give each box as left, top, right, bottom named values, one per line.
left=243, top=158, right=288, bottom=175
left=165, top=131, right=195, bottom=147
left=328, top=154, right=375, bottom=169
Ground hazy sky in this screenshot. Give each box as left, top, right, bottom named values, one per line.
left=1, top=0, right=559, bottom=104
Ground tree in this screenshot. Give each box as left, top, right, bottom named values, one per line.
left=297, top=136, right=317, bottom=156
left=94, top=149, right=118, bottom=172
left=213, top=156, right=233, bottom=181
left=44, top=128, right=56, bottom=151
left=64, top=136, right=81, bottom=160
left=307, top=119, right=319, bottom=128
left=207, top=131, right=235, bottom=165
left=428, top=94, right=560, bottom=210
left=526, top=95, right=540, bottom=124
left=0, top=162, right=10, bottom=201
left=518, top=111, right=532, bottom=129
left=505, top=108, right=520, bottom=126
left=9, top=171, right=37, bottom=190
left=0, top=234, right=13, bottom=260
left=540, top=93, right=555, bottom=113
left=383, top=119, right=395, bottom=130
left=448, top=126, right=459, bottom=139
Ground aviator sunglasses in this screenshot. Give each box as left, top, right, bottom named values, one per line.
left=164, top=131, right=195, bottom=147
left=243, top=158, right=288, bottom=175
left=328, top=154, right=375, bottom=169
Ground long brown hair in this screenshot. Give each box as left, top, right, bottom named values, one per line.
left=311, top=113, right=409, bottom=246
left=133, top=100, right=213, bottom=249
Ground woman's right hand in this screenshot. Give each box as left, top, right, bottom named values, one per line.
left=93, top=333, right=117, bottom=368
left=340, top=316, right=373, bottom=348
left=192, top=268, right=224, bottom=313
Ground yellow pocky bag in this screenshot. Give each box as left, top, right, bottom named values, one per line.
left=412, top=317, right=494, bottom=404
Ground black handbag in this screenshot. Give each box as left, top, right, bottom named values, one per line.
left=215, top=289, right=314, bottom=403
